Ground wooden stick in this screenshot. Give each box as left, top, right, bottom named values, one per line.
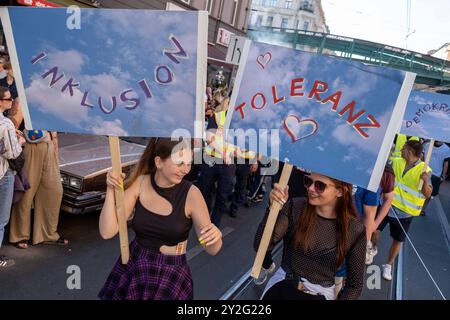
left=108, top=136, right=130, bottom=264
left=251, top=163, right=293, bottom=279
left=418, top=139, right=434, bottom=190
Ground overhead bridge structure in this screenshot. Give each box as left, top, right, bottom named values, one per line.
left=247, top=27, right=450, bottom=92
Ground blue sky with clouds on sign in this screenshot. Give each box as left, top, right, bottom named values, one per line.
left=229, top=41, right=408, bottom=188
left=401, top=91, right=450, bottom=143
left=9, top=8, right=199, bottom=137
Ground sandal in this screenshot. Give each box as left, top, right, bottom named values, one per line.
left=42, top=237, right=69, bottom=246
left=15, top=240, right=29, bottom=249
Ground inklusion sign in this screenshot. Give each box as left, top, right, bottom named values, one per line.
left=0, top=7, right=208, bottom=138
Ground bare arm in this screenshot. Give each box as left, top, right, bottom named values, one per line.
left=362, top=204, right=377, bottom=240
left=99, top=172, right=140, bottom=239
left=420, top=172, right=433, bottom=199
left=374, top=192, right=394, bottom=229
left=188, top=185, right=222, bottom=256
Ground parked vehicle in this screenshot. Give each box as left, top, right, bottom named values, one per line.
left=58, top=133, right=145, bottom=214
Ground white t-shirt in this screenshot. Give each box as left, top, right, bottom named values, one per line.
left=425, top=143, right=450, bottom=177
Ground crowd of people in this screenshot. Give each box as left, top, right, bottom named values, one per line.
left=0, top=55, right=67, bottom=269
left=1, top=63, right=449, bottom=301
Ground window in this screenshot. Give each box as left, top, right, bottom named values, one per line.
left=231, top=0, right=239, bottom=26
left=270, top=0, right=277, bottom=6
left=303, top=21, right=309, bottom=30
left=206, top=0, right=214, bottom=13
left=281, top=18, right=289, bottom=29
left=256, top=15, right=263, bottom=26
left=180, top=0, right=190, bottom=4
left=266, top=16, right=274, bottom=27
left=300, top=0, right=314, bottom=12
left=284, top=0, right=292, bottom=9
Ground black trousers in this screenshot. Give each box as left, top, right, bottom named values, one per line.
left=230, top=164, right=252, bottom=214
left=199, top=162, right=236, bottom=227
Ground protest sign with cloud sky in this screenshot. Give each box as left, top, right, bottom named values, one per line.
left=226, top=40, right=415, bottom=191
left=401, top=91, right=450, bottom=143
left=0, top=7, right=207, bottom=138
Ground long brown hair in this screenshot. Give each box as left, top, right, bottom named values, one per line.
left=292, top=178, right=357, bottom=268
left=124, top=137, right=189, bottom=189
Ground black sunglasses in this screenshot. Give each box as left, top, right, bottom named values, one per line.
left=0, top=98, right=13, bottom=101
left=304, top=175, right=334, bottom=194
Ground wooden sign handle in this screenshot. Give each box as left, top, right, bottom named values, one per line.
left=108, top=136, right=130, bottom=264
left=251, top=163, right=293, bottom=279
left=418, top=139, right=434, bottom=190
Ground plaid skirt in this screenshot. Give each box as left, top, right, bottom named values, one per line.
left=98, top=240, right=193, bottom=300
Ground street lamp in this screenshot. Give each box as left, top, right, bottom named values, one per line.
left=405, top=29, right=416, bottom=49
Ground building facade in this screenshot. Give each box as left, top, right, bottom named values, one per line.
left=100, top=0, right=253, bottom=89
left=428, top=42, right=450, bottom=61
left=248, top=0, right=328, bottom=33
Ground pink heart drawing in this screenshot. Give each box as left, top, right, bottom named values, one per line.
left=256, top=52, right=272, bottom=70
left=283, top=115, right=318, bottom=142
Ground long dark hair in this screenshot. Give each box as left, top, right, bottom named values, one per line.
left=124, top=137, right=190, bottom=189
left=292, top=178, right=357, bottom=268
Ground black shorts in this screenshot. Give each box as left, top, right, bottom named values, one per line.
left=377, top=214, right=413, bottom=242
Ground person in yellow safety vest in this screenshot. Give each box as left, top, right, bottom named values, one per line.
left=200, top=110, right=256, bottom=227
left=379, top=140, right=432, bottom=281
left=390, top=133, right=420, bottom=160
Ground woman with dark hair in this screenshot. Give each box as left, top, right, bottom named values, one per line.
left=255, top=172, right=366, bottom=300
left=99, top=138, right=222, bottom=300
left=0, top=86, right=24, bottom=268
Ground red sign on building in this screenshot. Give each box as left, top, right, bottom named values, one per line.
left=17, top=0, right=62, bottom=7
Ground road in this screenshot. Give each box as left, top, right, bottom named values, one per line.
left=0, top=182, right=448, bottom=300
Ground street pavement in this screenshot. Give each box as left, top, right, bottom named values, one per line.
left=0, top=182, right=448, bottom=300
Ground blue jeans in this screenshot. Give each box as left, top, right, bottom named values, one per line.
left=0, top=169, right=14, bottom=249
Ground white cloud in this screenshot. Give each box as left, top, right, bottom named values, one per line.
left=42, top=49, right=88, bottom=75
left=89, top=118, right=128, bottom=136
left=26, top=74, right=89, bottom=127
left=79, top=73, right=127, bottom=99
left=332, top=110, right=392, bottom=155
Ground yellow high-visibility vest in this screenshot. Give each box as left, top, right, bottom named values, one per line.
left=204, top=111, right=255, bottom=160
left=390, top=134, right=420, bottom=160
left=392, top=158, right=431, bottom=216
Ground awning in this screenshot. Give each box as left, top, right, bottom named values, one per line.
left=208, top=43, right=235, bottom=69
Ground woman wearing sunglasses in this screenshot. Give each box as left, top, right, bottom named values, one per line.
left=254, top=172, right=366, bottom=300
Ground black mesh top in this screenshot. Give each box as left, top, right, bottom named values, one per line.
left=254, top=197, right=366, bottom=300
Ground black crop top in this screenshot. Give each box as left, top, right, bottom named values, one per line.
left=132, top=174, right=193, bottom=250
